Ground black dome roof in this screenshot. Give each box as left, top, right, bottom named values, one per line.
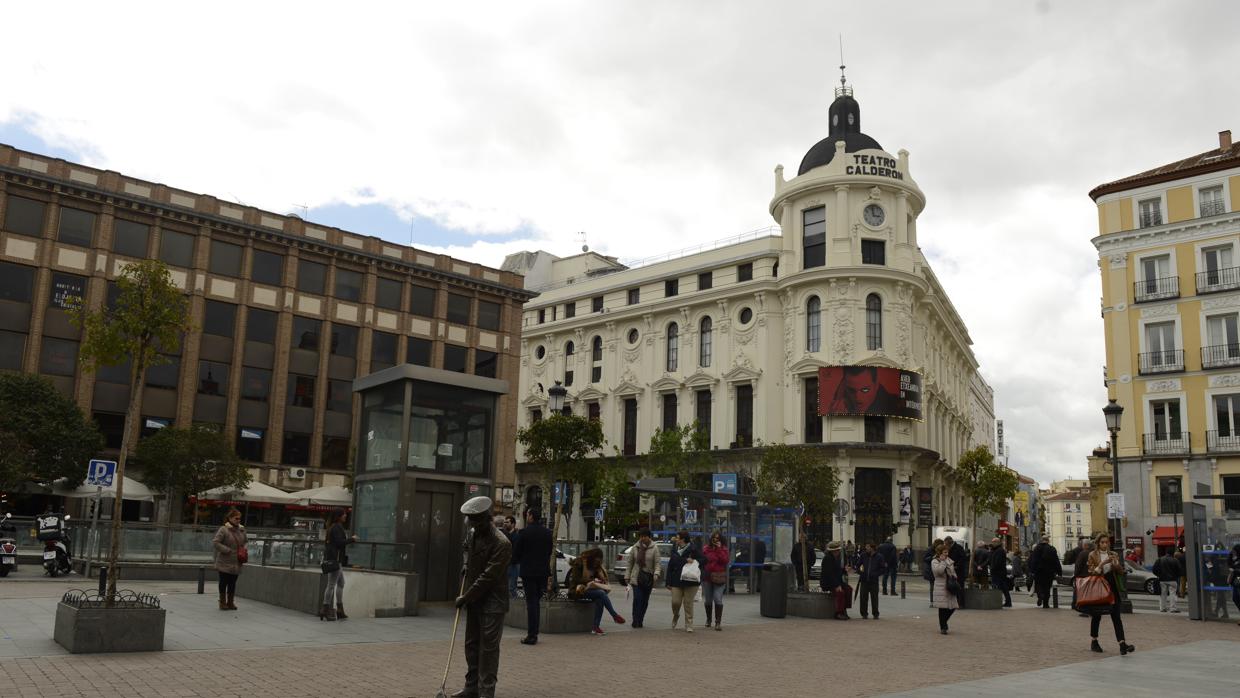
left=797, top=90, right=883, bottom=175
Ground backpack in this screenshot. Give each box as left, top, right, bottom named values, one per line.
left=922, top=550, right=935, bottom=582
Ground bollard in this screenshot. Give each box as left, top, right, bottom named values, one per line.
left=1052, top=586, right=1059, bottom=608
left=900, top=580, right=906, bottom=599
left=97, top=566, right=107, bottom=597
left=197, top=567, right=205, bottom=594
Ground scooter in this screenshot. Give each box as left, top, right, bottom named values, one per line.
left=42, top=515, right=72, bottom=577
left=0, top=513, right=17, bottom=577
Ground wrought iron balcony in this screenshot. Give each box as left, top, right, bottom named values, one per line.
left=1133, top=275, right=1179, bottom=303
left=1139, top=212, right=1163, bottom=228
left=1143, top=431, right=1190, bottom=456
left=1138, top=349, right=1184, bottom=374
left=1200, top=199, right=1226, bottom=217
left=1196, top=266, right=1240, bottom=294
left=1202, top=344, right=1240, bottom=369
left=1206, top=430, right=1240, bottom=453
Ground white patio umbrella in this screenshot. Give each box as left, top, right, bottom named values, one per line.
left=197, top=481, right=298, bottom=504
left=51, top=476, right=155, bottom=502
left=289, top=485, right=352, bottom=507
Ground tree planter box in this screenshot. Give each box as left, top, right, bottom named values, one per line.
left=787, top=592, right=833, bottom=619
left=961, top=588, right=1004, bottom=610
left=54, top=593, right=166, bottom=653
left=504, top=598, right=594, bottom=633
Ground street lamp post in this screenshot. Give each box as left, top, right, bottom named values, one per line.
left=1169, top=478, right=1180, bottom=554
left=548, top=380, right=566, bottom=415
left=1103, top=399, right=1124, bottom=550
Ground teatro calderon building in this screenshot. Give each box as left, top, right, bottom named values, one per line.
left=506, top=77, right=996, bottom=550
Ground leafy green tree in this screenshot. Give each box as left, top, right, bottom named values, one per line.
left=135, top=425, right=251, bottom=525
left=0, top=373, right=102, bottom=490
left=70, top=259, right=191, bottom=603
left=955, top=445, right=1019, bottom=584
left=645, top=422, right=712, bottom=488
left=594, top=456, right=643, bottom=535
left=516, top=414, right=606, bottom=581
left=754, top=443, right=839, bottom=589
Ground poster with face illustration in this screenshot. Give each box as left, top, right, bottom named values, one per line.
left=818, top=366, right=923, bottom=420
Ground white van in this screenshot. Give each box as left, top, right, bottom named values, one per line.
left=933, top=526, right=971, bottom=551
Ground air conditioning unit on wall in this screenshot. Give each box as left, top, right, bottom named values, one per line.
left=288, top=467, right=307, bottom=480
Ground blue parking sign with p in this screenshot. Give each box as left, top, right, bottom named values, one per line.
left=87, top=459, right=117, bottom=487
left=712, top=473, right=737, bottom=507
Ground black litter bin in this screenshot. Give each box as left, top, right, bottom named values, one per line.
left=760, top=562, right=788, bottom=618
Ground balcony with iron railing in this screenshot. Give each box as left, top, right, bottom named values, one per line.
left=1196, top=266, right=1240, bottom=294
left=1206, top=430, right=1240, bottom=453
left=1200, top=199, right=1227, bottom=217
left=1134, top=275, right=1179, bottom=303
left=1144, top=431, right=1190, bottom=456
left=1201, top=343, right=1240, bottom=369
left=1139, top=212, right=1164, bottom=228
left=1138, top=349, right=1184, bottom=374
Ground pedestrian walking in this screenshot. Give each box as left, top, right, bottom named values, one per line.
left=512, top=508, right=553, bottom=645
left=501, top=515, right=519, bottom=599
left=211, top=507, right=247, bottom=611
left=857, top=542, right=886, bottom=619
left=569, top=548, right=625, bottom=636
left=1152, top=549, right=1181, bottom=613
left=944, top=536, right=968, bottom=608
left=624, top=528, right=661, bottom=628
left=1030, top=536, right=1061, bottom=609
left=931, top=543, right=959, bottom=634
left=902, top=545, right=915, bottom=573
left=1082, top=533, right=1134, bottom=656
left=924, top=538, right=942, bottom=606
left=1208, top=551, right=1230, bottom=620
left=988, top=538, right=1012, bottom=607
left=1071, top=540, right=1094, bottom=616
left=666, top=530, right=703, bottom=632
left=1174, top=548, right=1188, bottom=598
left=1009, top=546, right=1024, bottom=592
left=701, top=530, right=729, bottom=630
left=790, top=531, right=816, bottom=591
left=877, top=537, right=898, bottom=595
left=821, top=541, right=851, bottom=620
left=320, top=509, right=357, bottom=621
left=452, top=496, right=511, bottom=698
left=1228, top=543, right=1240, bottom=623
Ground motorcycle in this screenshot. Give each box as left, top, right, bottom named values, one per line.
left=0, top=513, right=17, bottom=577
left=41, top=514, right=73, bottom=577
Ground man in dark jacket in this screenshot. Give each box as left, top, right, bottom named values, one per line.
left=820, top=541, right=849, bottom=620
left=511, top=508, right=553, bottom=644
left=857, top=542, right=887, bottom=619
left=791, top=531, right=817, bottom=591
left=1031, top=537, right=1061, bottom=609
left=877, top=537, right=899, bottom=595
left=1153, top=550, right=1182, bottom=613
left=987, top=538, right=1011, bottom=607
left=454, top=496, right=511, bottom=698
left=944, top=537, right=968, bottom=608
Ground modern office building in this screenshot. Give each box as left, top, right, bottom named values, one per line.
left=0, top=143, right=531, bottom=539
left=1091, top=129, right=1240, bottom=561
left=507, top=77, right=997, bottom=549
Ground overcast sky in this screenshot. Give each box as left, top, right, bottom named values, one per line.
left=3, top=1, right=1237, bottom=486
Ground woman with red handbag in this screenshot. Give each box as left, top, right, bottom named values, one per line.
left=701, top=531, right=730, bottom=631
left=211, top=508, right=247, bottom=611
left=1082, top=533, right=1135, bottom=655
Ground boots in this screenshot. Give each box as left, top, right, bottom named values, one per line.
left=319, top=604, right=332, bottom=621
left=218, top=593, right=228, bottom=611
left=336, top=604, right=348, bottom=620
left=225, top=592, right=237, bottom=610
left=714, top=605, right=723, bottom=631
left=704, top=603, right=713, bottom=628
left=1090, top=639, right=1103, bottom=653
left=1119, top=642, right=1135, bottom=656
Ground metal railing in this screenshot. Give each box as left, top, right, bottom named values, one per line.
left=1206, top=430, right=1240, bottom=453
left=1133, top=276, right=1179, bottom=303
left=1138, top=349, right=1184, bottom=374
left=1143, top=431, right=1190, bottom=456
left=1196, top=267, right=1240, bottom=294
left=1200, top=199, right=1227, bottom=217
left=1139, top=212, right=1163, bottom=228
left=1201, top=344, right=1240, bottom=369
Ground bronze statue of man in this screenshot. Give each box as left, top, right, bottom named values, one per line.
left=453, top=496, right=511, bottom=698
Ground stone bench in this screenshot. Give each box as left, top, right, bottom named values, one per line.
left=504, top=597, right=594, bottom=633
left=237, top=566, right=419, bottom=617
left=787, top=591, right=833, bottom=619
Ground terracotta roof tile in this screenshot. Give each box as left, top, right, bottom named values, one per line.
left=1089, top=140, right=1240, bottom=200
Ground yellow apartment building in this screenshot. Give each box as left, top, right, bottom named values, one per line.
left=1091, top=130, right=1240, bottom=563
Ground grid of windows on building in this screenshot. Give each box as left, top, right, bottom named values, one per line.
left=737, top=263, right=753, bottom=282
left=331, top=323, right=358, bottom=357
left=57, top=208, right=95, bottom=247
left=371, top=331, right=398, bottom=370
left=410, top=285, right=436, bottom=317
left=298, top=260, right=327, bottom=294
left=447, top=293, right=471, bottom=325
left=113, top=219, right=150, bottom=257
left=252, top=249, right=284, bottom=286
left=444, top=344, right=468, bottom=373
left=335, top=268, right=363, bottom=302
left=247, top=308, right=277, bottom=344
left=160, top=230, right=195, bottom=268
left=478, top=300, right=501, bottom=330
left=375, top=277, right=403, bottom=310
left=241, top=367, right=272, bottom=401
left=407, top=337, right=432, bottom=366
left=209, top=239, right=243, bottom=277
left=804, top=376, right=822, bottom=443
left=861, top=239, right=886, bottom=265
left=327, top=378, right=352, bottom=413
left=475, top=350, right=497, bottom=378
left=289, top=374, right=315, bottom=408
left=662, top=393, right=677, bottom=431
left=4, top=195, right=46, bottom=236
left=292, top=316, right=321, bottom=351
left=198, top=361, right=228, bottom=396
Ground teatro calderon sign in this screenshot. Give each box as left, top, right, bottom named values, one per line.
left=845, top=154, right=904, bottom=181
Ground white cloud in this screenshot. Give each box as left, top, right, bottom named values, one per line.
left=3, top=0, right=1238, bottom=485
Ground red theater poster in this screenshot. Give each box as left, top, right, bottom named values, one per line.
left=818, top=366, right=923, bottom=420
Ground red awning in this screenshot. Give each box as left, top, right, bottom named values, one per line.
left=1151, top=525, right=1183, bottom=545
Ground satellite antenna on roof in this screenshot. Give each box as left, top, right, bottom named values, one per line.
left=578, top=231, right=589, bottom=253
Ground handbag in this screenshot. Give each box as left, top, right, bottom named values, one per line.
left=637, top=569, right=655, bottom=587
left=945, top=575, right=960, bottom=596
left=1074, top=574, right=1116, bottom=607
left=680, top=559, right=701, bottom=583
left=321, top=559, right=341, bottom=574
left=709, top=570, right=727, bottom=585
left=236, top=547, right=248, bottom=565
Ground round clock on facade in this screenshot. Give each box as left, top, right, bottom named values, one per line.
left=863, top=203, right=885, bottom=227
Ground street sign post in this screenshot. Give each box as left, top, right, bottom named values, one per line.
left=711, top=473, right=737, bottom=507
left=1106, top=493, right=1125, bottom=519
left=86, top=459, right=117, bottom=487
left=685, top=509, right=698, bottom=525
left=84, top=459, right=116, bottom=579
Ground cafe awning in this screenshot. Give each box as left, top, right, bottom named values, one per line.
left=1151, top=525, right=1183, bottom=546
left=197, top=481, right=298, bottom=505
left=52, top=476, right=155, bottom=502
left=288, top=485, right=352, bottom=507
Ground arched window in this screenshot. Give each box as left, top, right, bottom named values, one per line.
left=699, top=317, right=713, bottom=367
left=591, top=336, right=602, bottom=362
left=806, top=296, right=821, bottom=352
left=565, top=341, right=574, bottom=356
left=866, top=294, right=882, bottom=350
left=590, top=336, right=603, bottom=383
left=666, top=323, right=679, bottom=372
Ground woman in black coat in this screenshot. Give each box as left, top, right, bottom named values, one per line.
left=320, top=509, right=356, bottom=621
left=665, top=530, right=704, bottom=632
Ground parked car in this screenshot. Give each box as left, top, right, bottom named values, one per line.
left=514, top=549, right=576, bottom=590
left=612, top=541, right=672, bottom=586
left=807, top=550, right=826, bottom=580
left=1057, top=559, right=1158, bottom=595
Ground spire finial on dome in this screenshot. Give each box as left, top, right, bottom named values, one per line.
left=835, top=35, right=852, bottom=98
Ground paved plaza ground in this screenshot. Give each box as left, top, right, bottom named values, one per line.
left=1, top=573, right=1238, bottom=697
